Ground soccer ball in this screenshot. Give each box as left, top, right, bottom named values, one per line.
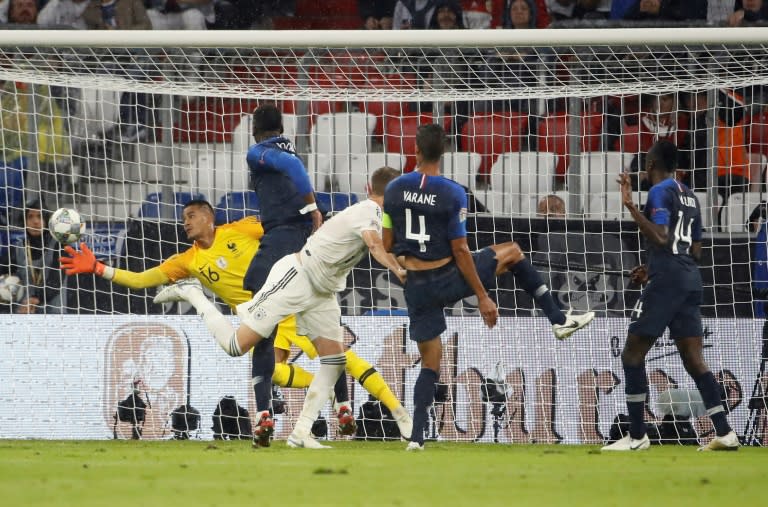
left=48, top=208, right=85, bottom=244
left=0, top=274, right=26, bottom=303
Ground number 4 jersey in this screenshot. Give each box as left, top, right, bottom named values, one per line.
left=644, top=178, right=703, bottom=289
left=383, top=171, right=468, bottom=260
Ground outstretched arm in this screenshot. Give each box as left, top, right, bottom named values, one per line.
left=451, top=237, right=497, bottom=329
left=618, top=173, right=669, bottom=246
left=362, top=229, right=406, bottom=284
left=60, top=243, right=171, bottom=289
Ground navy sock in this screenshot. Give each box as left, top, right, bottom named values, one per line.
left=510, top=259, right=565, bottom=325
left=251, top=336, right=276, bottom=413
left=694, top=371, right=732, bottom=437
left=623, top=364, right=648, bottom=439
left=411, top=368, right=439, bottom=445
left=333, top=370, right=349, bottom=405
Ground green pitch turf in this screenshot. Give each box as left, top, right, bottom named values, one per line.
left=0, top=440, right=764, bottom=507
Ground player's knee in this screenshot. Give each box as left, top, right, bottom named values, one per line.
left=495, top=242, right=525, bottom=269
left=620, top=348, right=645, bottom=368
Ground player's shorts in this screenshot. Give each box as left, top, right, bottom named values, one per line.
left=237, top=254, right=343, bottom=343
left=243, top=223, right=312, bottom=293
left=274, top=316, right=318, bottom=360
left=405, top=247, right=498, bottom=342
left=628, top=281, right=703, bottom=340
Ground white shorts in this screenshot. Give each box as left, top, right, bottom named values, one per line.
left=236, top=254, right=342, bottom=342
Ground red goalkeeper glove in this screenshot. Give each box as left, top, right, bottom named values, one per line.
left=60, top=243, right=106, bottom=276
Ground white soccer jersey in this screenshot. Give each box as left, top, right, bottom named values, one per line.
left=300, top=199, right=382, bottom=294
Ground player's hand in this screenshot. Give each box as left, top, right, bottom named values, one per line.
left=310, top=209, right=323, bottom=233
left=17, top=296, right=39, bottom=314
left=629, top=265, right=648, bottom=286
left=616, top=173, right=633, bottom=208
left=59, top=243, right=98, bottom=275
left=478, top=294, right=498, bottom=329
left=394, top=267, right=407, bottom=285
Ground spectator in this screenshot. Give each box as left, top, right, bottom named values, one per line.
left=729, top=0, right=768, bottom=25
left=392, top=0, right=437, bottom=29
left=6, top=0, right=38, bottom=24
left=145, top=0, right=214, bottom=29
left=679, top=91, right=709, bottom=190
left=82, top=0, right=151, bottom=29
left=495, top=0, right=550, bottom=27
left=715, top=89, right=750, bottom=201
left=428, top=0, right=464, bottom=28
left=537, top=194, right=566, bottom=217
left=547, top=0, right=611, bottom=21
left=461, top=0, right=491, bottom=28
left=359, top=0, right=395, bottom=28
left=37, top=0, right=89, bottom=28
left=502, top=0, right=537, bottom=28
left=622, top=0, right=708, bottom=22
left=9, top=201, right=67, bottom=314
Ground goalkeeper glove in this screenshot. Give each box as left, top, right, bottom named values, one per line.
left=60, top=243, right=110, bottom=277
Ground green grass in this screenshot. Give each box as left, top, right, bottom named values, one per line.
left=0, top=440, right=764, bottom=507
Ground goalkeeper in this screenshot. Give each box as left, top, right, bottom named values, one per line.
left=59, top=199, right=413, bottom=441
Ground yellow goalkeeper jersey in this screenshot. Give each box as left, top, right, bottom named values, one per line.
left=158, top=216, right=263, bottom=309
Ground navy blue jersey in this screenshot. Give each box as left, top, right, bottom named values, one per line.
left=643, top=178, right=703, bottom=287
left=383, top=172, right=467, bottom=260
left=246, top=136, right=313, bottom=231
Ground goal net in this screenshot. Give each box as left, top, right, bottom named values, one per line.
left=0, top=28, right=766, bottom=445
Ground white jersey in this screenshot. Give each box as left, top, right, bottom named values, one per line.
left=300, top=199, right=381, bottom=294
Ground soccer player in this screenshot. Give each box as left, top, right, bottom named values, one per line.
left=60, top=199, right=413, bottom=442
left=601, top=140, right=739, bottom=452
left=241, top=103, right=323, bottom=443
left=154, top=167, right=407, bottom=449
left=382, top=124, right=594, bottom=451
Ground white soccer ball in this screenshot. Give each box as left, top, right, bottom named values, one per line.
left=48, top=208, right=85, bottom=244
left=0, top=274, right=26, bottom=303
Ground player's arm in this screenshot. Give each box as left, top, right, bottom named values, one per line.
left=617, top=173, right=668, bottom=246
left=381, top=211, right=394, bottom=252
left=260, top=148, right=323, bottom=231
left=60, top=243, right=172, bottom=289
left=362, top=229, right=406, bottom=284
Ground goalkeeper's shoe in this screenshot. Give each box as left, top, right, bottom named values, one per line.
left=553, top=310, right=595, bottom=340
left=287, top=432, right=331, bottom=449
left=698, top=431, right=739, bottom=452
left=600, top=434, right=650, bottom=451
left=405, top=441, right=424, bottom=452
left=336, top=404, right=357, bottom=436
left=153, top=278, right=203, bottom=304
left=251, top=410, right=274, bottom=448
left=392, top=406, right=413, bottom=440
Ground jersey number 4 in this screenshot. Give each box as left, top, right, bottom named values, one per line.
left=405, top=208, right=430, bottom=253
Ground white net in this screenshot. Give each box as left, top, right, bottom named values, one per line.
left=0, top=29, right=766, bottom=445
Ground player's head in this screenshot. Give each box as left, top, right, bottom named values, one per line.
left=182, top=200, right=215, bottom=241
left=252, top=103, right=283, bottom=141
left=645, top=139, right=678, bottom=183
left=22, top=199, right=47, bottom=237
left=536, top=194, right=566, bottom=218
left=415, top=124, right=446, bottom=165
left=368, top=166, right=401, bottom=197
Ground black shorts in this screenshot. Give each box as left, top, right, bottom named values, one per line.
left=405, top=248, right=498, bottom=342
left=628, top=281, right=703, bottom=339
left=243, top=223, right=312, bottom=293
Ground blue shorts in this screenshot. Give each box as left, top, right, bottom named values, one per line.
left=628, top=282, right=703, bottom=340
left=243, top=223, right=312, bottom=293
left=405, top=248, right=498, bottom=342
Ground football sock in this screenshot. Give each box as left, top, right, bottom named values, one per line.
left=509, top=259, right=566, bottom=325
left=694, top=371, right=732, bottom=436
left=293, top=353, right=346, bottom=437
left=186, top=288, right=243, bottom=356
left=623, top=363, right=648, bottom=439
left=252, top=337, right=276, bottom=413
left=272, top=362, right=313, bottom=388
left=411, top=368, right=439, bottom=445
left=346, top=350, right=402, bottom=413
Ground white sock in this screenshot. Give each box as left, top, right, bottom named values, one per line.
left=186, top=288, right=242, bottom=356
left=293, top=353, right=346, bottom=437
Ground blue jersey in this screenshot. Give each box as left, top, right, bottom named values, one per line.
left=383, top=172, right=467, bottom=260
left=643, top=178, right=703, bottom=288
left=246, top=136, right=313, bottom=231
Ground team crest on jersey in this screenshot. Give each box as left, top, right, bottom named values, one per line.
left=216, top=256, right=228, bottom=269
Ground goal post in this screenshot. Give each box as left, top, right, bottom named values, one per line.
left=0, top=28, right=766, bottom=444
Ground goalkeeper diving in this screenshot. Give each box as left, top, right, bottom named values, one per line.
left=59, top=199, right=413, bottom=440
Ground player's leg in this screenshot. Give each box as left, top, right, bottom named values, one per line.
left=272, top=319, right=315, bottom=389
left=345, top=349, right=412, bottom=439
left=670, top=292, right=738, bottom=451
left=408, top=337, right=442, bottom=451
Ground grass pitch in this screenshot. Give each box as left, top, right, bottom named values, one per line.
left=0, top=440, right=764, bottom=507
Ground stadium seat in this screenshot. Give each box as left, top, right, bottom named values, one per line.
left=459, top=113, right=528, bottom=176
left=306, top=153, right=331, bottom=192
left=384, top=113, right=433, bottom=172
left=722, top=192, right=765, bottom=233
left=441, top=152, right=481, bottom=189
left=693, top=191, right=722, bottom=231
left=587, top=191, right=646, bottom=221
left=332, top=152, right=406, bottom=196
left=311, top=113, right=376, bottom=172
left=315, top=192, right=359, bottom=216
left=475, top=152, right=557, bottom=216
left=579, top=152, right=633, bottom=213
left=749, top=152, right=767, bottom=192
left=139, top=191, right=206, bottom=219
left=232, top=112, right=299, bottom=159
left=215, top=191, right=260, bottom=224
left=537, top=113, right=603, bottom=176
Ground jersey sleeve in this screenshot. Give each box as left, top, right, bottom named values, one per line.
left=231, top=216, right=264, bottom=240
left=445, top=184, right=468, bottom=240
left=248, top=146, right=313, bottom=196
left=350, top=202, right=382, bottom=236
left=646, top=186, right=671, bottom=226
left=157, top=248, right=194, bottom=282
